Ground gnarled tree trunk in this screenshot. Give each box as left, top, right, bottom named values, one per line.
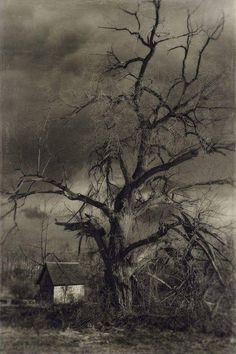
left=104, top=262, right=133, bottom=312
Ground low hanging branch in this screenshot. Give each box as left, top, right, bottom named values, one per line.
left=9, top=173, right=113, bottom=218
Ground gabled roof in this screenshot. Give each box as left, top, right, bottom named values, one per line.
left=37, top=262, right=86, bottom=286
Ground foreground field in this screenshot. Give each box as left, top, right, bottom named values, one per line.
left=1, top=325, right=235, bottom=354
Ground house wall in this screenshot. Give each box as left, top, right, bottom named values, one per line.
left=39, top=269, right=53, bottom=303
left=53, top=285, right=85, bottom=304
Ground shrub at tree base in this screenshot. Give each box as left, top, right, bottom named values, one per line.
left=9, top=278, right=36, bottom=300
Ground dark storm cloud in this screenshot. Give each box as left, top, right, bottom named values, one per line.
left=0, top=0, right=118, bottom=178
left=22, top=206, right=48, bottom=220
left=1, top=3, right=92, bottom=72
left=2, top=102, right=95, bottom=179
left=1, top=0, right=234, bottom=181
left=1, top=0, right=235, bottom=249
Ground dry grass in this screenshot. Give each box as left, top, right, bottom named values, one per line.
left=1, top=324, right=235, bottom=354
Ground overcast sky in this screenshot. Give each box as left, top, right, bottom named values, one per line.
left=1, top=0, right=235, bottom=251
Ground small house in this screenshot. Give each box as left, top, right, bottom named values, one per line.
left=36, top=262, right=86, bottom=304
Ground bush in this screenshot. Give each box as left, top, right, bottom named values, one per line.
left=9, top=278, right=36, bottom=300
left=133, top=244, right=235, bottom=336
left=0, top=301, right=106, bottom=331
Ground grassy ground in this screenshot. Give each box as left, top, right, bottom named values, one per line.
left=1, top=304, right=235, bottom=353
left=1, top=324, right=235, bottom=354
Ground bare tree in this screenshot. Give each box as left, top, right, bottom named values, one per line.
left=3, top=0, right=235, bottom=311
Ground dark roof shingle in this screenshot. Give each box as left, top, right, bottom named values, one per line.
left=37, top=262, right=86, bottom=286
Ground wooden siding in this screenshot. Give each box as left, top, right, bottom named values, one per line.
left=53, top=285, right=85, bottom=304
